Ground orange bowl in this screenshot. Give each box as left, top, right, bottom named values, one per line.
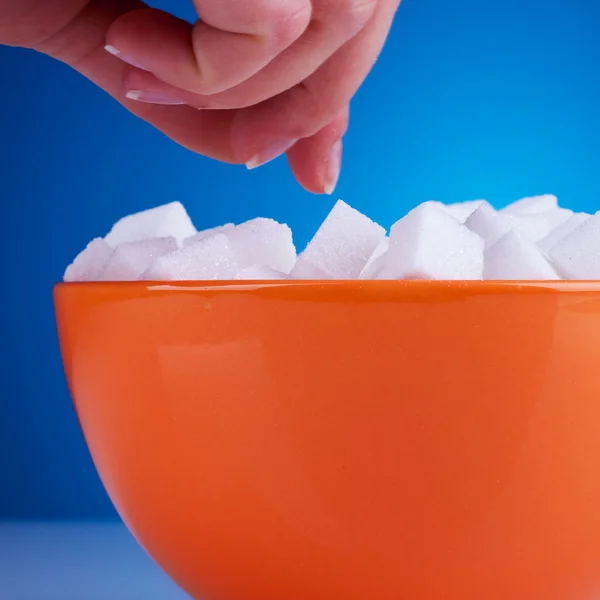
left=54, top=280, right=600, bottom=600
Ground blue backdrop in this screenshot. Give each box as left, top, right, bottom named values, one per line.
left=1, top=0, right=599, bottom=519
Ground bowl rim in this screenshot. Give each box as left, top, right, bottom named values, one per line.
left=54, top=280, right=600, bottom=293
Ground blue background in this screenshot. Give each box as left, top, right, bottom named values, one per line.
left=1, top=0, right=599, bottom=520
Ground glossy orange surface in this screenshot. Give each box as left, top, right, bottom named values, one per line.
left=54, top=280, right=600, bottom=600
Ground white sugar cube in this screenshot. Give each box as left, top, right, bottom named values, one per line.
left=184, top=224, right=234, bottom=247
left=105, top=202, right=196, bottom=247
left=465, top=203, right=511, bottom=249
left=484, top=231, right=559, bottom=280
left=290, top=200, right=386, bottom=279
left=377, top=202, right=484, bottom=280
left=235, top=265, right=286, bottom=280
left=504, top=208, right=573, bottom=242
left=442, top=200, right=487, bottom=223
left=225, top=218, right=296, bottom=274
left=63, top=238, right=112, bottom=282
left=359, top=237, right=389, bottom=279
left=549, top=213, right=600, bottom=279
left=537, top=213, right=591, bottom=255
left=143, top=233, right=239, bottom=281
left=501, top=194, right=559, bottom=215
left=99, top=237, right=178, bottom=281
left=467, top=202, right=572, bottom=245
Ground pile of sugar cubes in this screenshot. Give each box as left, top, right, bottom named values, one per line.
left=64, top=195, right=600, bottom=282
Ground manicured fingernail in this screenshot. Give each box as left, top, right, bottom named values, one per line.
left=125, top=90, right=185, bottom=106
left=104, top=45, right=147, bottom=70
left=323, top=139, right=342, bottom=195
left=245, top=139, right=298, bottom=170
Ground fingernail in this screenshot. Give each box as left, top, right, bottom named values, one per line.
left=104, top=45, right=147, bottom=70
left=323, top=139, right=342, bottom=195
left=125, top=90, right=185, bottom=106
left=245, top=139, right=298, bottom=170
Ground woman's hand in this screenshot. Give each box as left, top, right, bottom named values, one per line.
left=1, top=0, right=400, bottom=193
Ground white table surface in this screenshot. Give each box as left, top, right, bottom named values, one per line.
left=0, top=522, right=192, bottom=600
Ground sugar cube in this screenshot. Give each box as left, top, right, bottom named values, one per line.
left=290, top=201, right=386, bottom=279
left=143, top=233, right=239, bottom=281
left=504, top=208, right=573, bottom=242
left=377, top=202, right=484, bottom=280
left=225, top=218, right=296, bottom=274
left=537, top=213, right=591, bottom=255
left=105, top=202, right=196, bottom=247
left=359, top=237, right=389, bottom=279
left=549, top=212, right=600, bottom=279
left=184, top=224, right=235, bottom=247
left=484, top=231, right=560, bottom=280
left=63, top=238, right=112, bottom=282
left=465, top=203, right=511, bottom=249
left=235, top=265, right=286, bottom=280
left=99, top=237, right=178, bottom=281
left=501, top=194, right=558, bottom=215
left=442, top=200, right=487, bottom=223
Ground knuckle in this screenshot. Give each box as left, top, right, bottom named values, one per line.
left=268, top=0, right=312, bottom=45
left=320, top=0, right=378, bottom=36
left=344, top=0, right=379, bottom=32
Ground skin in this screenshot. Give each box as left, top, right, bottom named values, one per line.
left=0, top=0, right=400, bottom=194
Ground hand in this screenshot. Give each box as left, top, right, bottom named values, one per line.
left=1, top=0, right=400, bottom=194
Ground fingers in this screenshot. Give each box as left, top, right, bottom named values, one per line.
left=119, top=0, right=380, bottom=110
left=230, top=0, right=400, bottom=164
left=105, top=0, right=312, bottom=95
left=26, top=0, right=392, bottom=195
left=286, top=107, right=349, bottom=194
left=33, top=0, right=350, bottom=175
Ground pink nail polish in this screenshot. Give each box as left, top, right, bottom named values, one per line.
left=245, top=139, right=298, bottom=170
left=125, top=90, right=185, bottom=106
left=323, top=140, right=342, bottom=195
left=104, top=45, right=147, bottom=71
